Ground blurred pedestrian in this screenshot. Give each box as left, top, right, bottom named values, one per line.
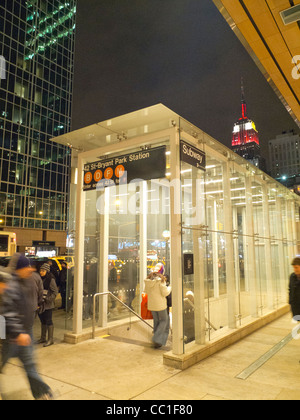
left=37, top=263, right=58, bottom=347
left=289, top=257, right=300, bottom=320
left=0, top=253, right=54, bottom=400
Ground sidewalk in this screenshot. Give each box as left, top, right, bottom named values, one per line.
left=1, top=312, right=300, bottom=400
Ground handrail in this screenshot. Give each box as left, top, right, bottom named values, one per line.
left=92, top=291, right=153, bottom=339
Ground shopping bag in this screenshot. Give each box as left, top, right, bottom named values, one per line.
left=141, top=292, right=153, bottom=320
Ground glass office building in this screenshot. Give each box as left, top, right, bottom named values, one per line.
left=0, top=0, right=76, bottom=252
left=53, top=105, right=300, bottom=368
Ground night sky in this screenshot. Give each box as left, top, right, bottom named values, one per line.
left=71, top=0, right=300, bottom=163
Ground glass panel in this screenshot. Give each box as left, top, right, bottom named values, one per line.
left=181, top=157, right=206, bottom=346
left=108, top=183, right=139, bottom=319
left=203, top=159, right=228, bottom=337
left=66, top=141, right=171, bottom=333
left=146, top=179, right=170, bottom=274
left=82, top=189, right=100, bottom=327
left=252, top=180, right=266, bottom=316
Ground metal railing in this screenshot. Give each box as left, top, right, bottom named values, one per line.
left=92, top=292, right=217, bottom=340
left=92, top=291, right=153, bottom=339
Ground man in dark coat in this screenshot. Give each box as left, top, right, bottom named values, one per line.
left=47, top=259, right=59, bottom=286
left=289, top=257, right=300, bottom=319
left=0, top=253, right=54, bottom=400
left=58, top=261, right=68, bottom=310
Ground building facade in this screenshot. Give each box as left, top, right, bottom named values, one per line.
left=0, top=0, right=76, bottom=255
left=268, top=130, right=300, bottom=194
left=269, top=130, right=300, bottom=178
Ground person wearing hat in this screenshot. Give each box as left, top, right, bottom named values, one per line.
left=289, top=257, right=300, bottom=320
left=58, top=261, right=68, bottom=310
left=37, top=263, right=58, bottom=347
left=0, top=253, right=54, bottom=400
left=144, top=262, right=171, bottom=348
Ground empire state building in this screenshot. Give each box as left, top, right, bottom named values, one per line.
left=232, top=80, right=264, bottom=169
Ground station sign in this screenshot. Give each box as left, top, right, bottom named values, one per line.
left=180, top=140, right=206, bottom=171
left=32, top=241, right=56, bottom=247
left=83, top=146, right=166, bottom=191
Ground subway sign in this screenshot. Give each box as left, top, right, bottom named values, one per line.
left=83, top=146, right=166, bottom=191
left=180, top=140, right=206, bottom=171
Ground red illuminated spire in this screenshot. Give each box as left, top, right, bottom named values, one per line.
left=241, top=77, right=247, bottom=119
left=232, top=78, right=260, bottom=147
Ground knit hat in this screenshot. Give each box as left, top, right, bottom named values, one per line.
left=292, top=257, right=300, bottom=266
left=153, top=263, right=165, bottom=275
left=16, top=255, right=31, bottom=270
left=40, top=263, right=50, bottom=273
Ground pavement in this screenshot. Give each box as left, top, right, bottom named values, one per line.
left=1, top=311, right=300, bottom=401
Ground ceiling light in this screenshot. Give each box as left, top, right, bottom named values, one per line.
left=280, top=4, right=300, bottom=25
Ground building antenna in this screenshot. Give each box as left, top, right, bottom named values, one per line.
left=241, top=77, right=247, bottom=119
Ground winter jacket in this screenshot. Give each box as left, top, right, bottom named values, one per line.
left=0, top=274, right=36, bottom=339
left=39, top=272, right=58, bottom=313
left=144, top=274, right=171, bottom=312
left=289, top=273, right=300, bottom=317
left=0, top=253, right=46, bottom=338
left=58, top=266, right=67, bottom=293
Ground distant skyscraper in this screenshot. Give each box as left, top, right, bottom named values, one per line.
left=231, top=79, right=264, bottom=169
left=268, top=129, right=300, bottom=195
left=0, top=0, right=76, bottom=254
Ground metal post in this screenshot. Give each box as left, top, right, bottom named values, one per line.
left=139, top=181, right=148, bottom=309
left=73, top=154, right=85, bottom=334
left=170, top=127, right=183, bottom=355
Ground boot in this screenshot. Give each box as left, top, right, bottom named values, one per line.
left=43, top=325, right=54, bottom=347
left=36, top=324, right=47, bottom=344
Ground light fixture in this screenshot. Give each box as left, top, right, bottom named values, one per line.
left=280, top=4, right=300, bottom=25
left=162, top=230, right=170, bottom=240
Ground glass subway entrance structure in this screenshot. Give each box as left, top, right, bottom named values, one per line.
left=52, top=105, right=300, bottom=367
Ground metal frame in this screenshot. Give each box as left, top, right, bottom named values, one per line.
left=92, top=292, right=153, bottom=339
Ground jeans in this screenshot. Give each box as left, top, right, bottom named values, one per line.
left=0, top=331, right=51, bottom=400
left=152, top=309, right=170, bottom=347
